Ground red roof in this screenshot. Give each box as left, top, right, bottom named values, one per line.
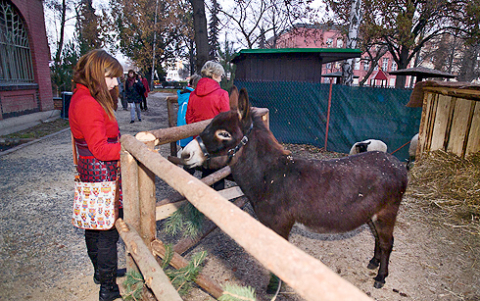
left=374, top=69, right=389, bottom=80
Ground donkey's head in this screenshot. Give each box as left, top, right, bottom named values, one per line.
left=181, top=87, right=252, bottom=168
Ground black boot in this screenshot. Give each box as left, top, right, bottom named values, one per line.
left=99, top=270, right=122, bottom=301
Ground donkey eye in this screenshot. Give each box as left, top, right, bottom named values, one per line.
left=215, top=130, right=232, bottom=141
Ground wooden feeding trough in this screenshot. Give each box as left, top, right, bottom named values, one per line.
left=407, top=81, right=480, bottom=158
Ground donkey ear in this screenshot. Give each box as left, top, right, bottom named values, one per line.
left=229, top=86, right=239, bottom=111
left=238, top=88, right=251, bottom=122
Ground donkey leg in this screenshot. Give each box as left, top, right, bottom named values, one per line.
left=262, top=218, right=293, bottom=294
left=371, top=211, right=397, bottom=289
left=373, top=233, right=394, bottom=289
left=367, top=220, right=381, bottom=269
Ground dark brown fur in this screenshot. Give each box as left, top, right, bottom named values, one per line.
left=195, top=88, right=408, bottom=288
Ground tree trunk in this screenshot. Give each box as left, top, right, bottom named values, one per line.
left=343, top=0, right=362, bottom=86
left=54, top=0, right=67, bottom=65
left=189, top=39, right=196, bottom=75
left=190, top=0, right=209, bottom=73
left=395, top=47, right=410, bottom=88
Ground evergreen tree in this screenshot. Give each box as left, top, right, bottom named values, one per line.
left=76, top=0, right=100, bottom=55
left=208, top=0, right=221, bottom=60
left=111, top=0, right=188, bottom=78
left=218, top=37, right=237, bottom=91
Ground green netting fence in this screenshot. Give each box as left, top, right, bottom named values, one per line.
left=234, top=80, right=422, bottom=161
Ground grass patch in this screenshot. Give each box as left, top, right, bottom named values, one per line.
left=1, top=118, right=70, bottom=140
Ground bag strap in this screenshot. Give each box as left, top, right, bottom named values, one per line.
left=71, top=134, right=80, bottom=181
left=71, top=133, right=78, bottom=167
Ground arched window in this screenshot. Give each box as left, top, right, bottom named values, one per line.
left=0, top=0, right=34, bottom=84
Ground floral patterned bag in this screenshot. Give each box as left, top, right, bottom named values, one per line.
left=71, top=135, right=119, bottom=230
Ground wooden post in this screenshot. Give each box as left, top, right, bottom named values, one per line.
left=121, top=134, right=373, bottom=301
left=166, top=96, right=178, bottom=156
left=152, top=239, right=224, bottom=299
left=120, top=146, right=140, bottom=272
left=136, top=133, right=157, bottom=250
left=115, top=219, right=183, bottom=301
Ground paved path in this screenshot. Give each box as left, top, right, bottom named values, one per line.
left=0, top=92, right=174, bottom=300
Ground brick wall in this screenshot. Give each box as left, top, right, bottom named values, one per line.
left=2, top=0, right=53, bottom=118
left=1, top=89, right=38, bottom=114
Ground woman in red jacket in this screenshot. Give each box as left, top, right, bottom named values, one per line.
left=186, top=61, right=230, bottom=190
left=69, top=49, right=123, bottom=301
left=186, top=61, right=230, bottom=124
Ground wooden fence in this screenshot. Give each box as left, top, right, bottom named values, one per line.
left=118, top=103, right=373, bottom=301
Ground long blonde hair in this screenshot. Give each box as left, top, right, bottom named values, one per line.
left=73, top=49, right=123, bottom=118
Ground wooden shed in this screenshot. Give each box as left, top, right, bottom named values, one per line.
left=231, top=48, right=362, bottom=82
left=407, top=81, right=480, bottom=158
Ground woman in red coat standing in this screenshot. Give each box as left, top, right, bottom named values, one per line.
left=69, top=49, right=124, bottom=301
left=186, top=61, right=230, bottom=190
left=186, top=61, right=230, bottom=124
left=139, top=74, right=150, bottom=111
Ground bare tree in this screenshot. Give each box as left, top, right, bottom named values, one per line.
left=220, top=0, right=314, bottom=49
left=457, top=44, right=480, bottom=82
left=325, top=0, right=474, bottom=88
left=43, top=0, right=73, bottom=65
left=358, top=45, right=388, bottom=86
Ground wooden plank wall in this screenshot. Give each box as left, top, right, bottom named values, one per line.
left=418, top=90, right=480, bottom=159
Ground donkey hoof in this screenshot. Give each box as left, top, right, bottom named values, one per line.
left=373, top=280, right=385, bottom=289
left=367, top=258, right=380, bottom=269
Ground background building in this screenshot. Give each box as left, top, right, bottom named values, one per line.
left=0, top=0, right=53, bottom=134
left=274, top=24, right=414, bottom=87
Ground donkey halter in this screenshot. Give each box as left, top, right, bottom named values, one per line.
left=196, top=122, right=253, bottom=165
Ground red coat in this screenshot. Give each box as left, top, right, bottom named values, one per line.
left=69, top=84, right=121, bottom=161
left=141, top=77, right=150, bottom=98
left=186, top=78, right=230, bottom=124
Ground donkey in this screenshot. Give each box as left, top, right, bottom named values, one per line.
left=181, top=88, right=408, bottom=289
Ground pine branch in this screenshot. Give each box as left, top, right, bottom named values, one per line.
left=122, top=271, right=144, bottom=301
left=161, top=244, right=174, bottom=269
left=219, top=283, right=257, bottom=301
left=164, top=202, right=205, bottom=239
left=162, top=250, right=208, bottom=296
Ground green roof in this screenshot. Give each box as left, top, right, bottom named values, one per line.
left=231, top=48, right=362, bottom=64
left=235, top=48, right=362, bottom=55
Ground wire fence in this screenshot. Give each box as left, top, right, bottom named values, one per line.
left=234, top=80, right=422, bottom=161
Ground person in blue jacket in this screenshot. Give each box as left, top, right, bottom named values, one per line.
left=177, top=74, right=201, bottom=148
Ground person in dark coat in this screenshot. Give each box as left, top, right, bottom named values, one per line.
left=125, top=70, right=144, bottom=123
left=117, top=75, right=127, bottom=110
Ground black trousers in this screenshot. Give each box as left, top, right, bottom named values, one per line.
left=140, top=95, right=148, bottom=110
left=85, top=209, right=123, bottom=281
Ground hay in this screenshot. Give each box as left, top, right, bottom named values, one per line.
left=408, top=150, right=480, bottom=220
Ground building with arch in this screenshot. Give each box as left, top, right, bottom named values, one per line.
left=0, top=0, right=53, bottom=135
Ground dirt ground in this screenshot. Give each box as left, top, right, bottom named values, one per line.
left=1, top=92, right=479, bottom=301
